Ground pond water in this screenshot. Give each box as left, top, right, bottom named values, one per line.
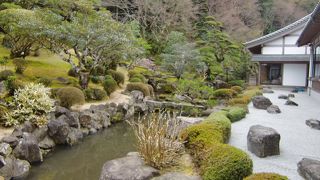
left=27, top=123, right=136, bottom=180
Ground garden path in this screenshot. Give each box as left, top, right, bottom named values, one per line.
left=229, top=89, right=320, bottom=179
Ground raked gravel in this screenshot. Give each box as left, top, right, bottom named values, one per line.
left=229, top=89, right=320, bottom=179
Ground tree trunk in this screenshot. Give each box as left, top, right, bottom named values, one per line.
left=79, top=71, right=90, bottom=89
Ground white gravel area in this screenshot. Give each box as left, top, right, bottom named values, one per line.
left=229, top=89, right=320, bottom=179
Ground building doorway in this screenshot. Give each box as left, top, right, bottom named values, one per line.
left=260, top=63, right=282, bottom=85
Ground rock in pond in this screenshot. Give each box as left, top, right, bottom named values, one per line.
left=306, top=119, right=320, bottom=130
left=247, top=125, right=280, bottom=158
left=278, top=95, right=288, bottom=100
left=0, top=157, right=30, bottom=180
left=154, top=172, right=201, bottom=180
left=39, top=136, right=55, bottom=150
left=13, top=133, right=43, bottom=164
left=252, top=96, right=272, bottom=110
left=47, top=117, right=70, bottom=144
left=298, top=158, right=320, bottom=180
left=99, top=152, right=160, bottom=180
left=285, top=100, right=298, bottom=106
left=267, top=105, right=281, bottom=114
left=0, top=143, right=12, bottom=157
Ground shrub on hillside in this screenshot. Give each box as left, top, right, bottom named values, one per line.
left=107, top=70, right=125, bottom=85
left=103, top=75, right=118, bottom=95
left=37, top=77, right=52, bottom=87
left=244, top=173, right=288, bottom=180
left=126, top=83, right=153, bottom=97
left=91, top=76, right=101, bottom=84
left=226, top=107, right=247, bottom=122
left=129, top=77, right=143, bottom=83
left=92, top=66, right=105, bottom=76
left=130, top=74, right=146, bottom=83
left=0, top=105, right=8, bottom=124
left=13, top=58, right=28, bottom=74
left=5, top=76, right=24, bottom=96
left=0, top=70, right=14, bottom=81
left=84, top=88, right=107, bottom=101
left=57, top=87, right=85, bottom=109
left=213, top=89, right=236, bottom=99
left=201, top=143, right=253, bottom=180
left=231, top=86, right=243, bottom=93
left=4, top=83, right=54, bottom=127
left=229, top=80, right=245, bottom=88
left=206, top=111, right=232, bottom=142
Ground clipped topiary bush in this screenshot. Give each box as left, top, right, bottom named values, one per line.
left=229, top=80, right=245, bottom=88
left=244, top=173, right=288, bottom=180
left=84, top=88, right=107, bottom=101
left=37, top=77, right=52, bottom=87
left=91, top=76, right=101, bottom=84
left=226, top=107, right=247, bottom=122
left=57, top=87, right=85, bottom=109
left=129, top=77, right=143, bottom=83
left=206, top=111, right=232, bottom=142
left=131, top=74, right=146, bottom=83
left=213, top=89, right=237, bottom=99
left=231, top=86, right=243, bottom=93
left=107, top=70, right=125, bottom=85
left=126, top=83, right=153, bottom=97
left=103, top=75, right=118, bottom=95
left=201, top=143, right=253, bottom=180
left=0, top=70, right=14, bottom=81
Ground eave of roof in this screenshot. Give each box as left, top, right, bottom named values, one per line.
left=245, top=15, right=310, bottom=49
left=297, top=3, right=320, bottom=46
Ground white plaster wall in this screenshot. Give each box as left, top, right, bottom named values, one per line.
left=285, top=36, right=299, bottom=45
left=262, top=47, right=283, bottom=54
left=283, top=64, right=307, bottom=86
left=284, top=47, right=307, bottom=54
left=265, top=38, right=283, bottom=46
left=315, top=64, right=320, bottom=77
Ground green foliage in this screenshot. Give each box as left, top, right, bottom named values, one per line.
left=0, top=105, right=8, bottom=124
left=4, top=83, right=54, bottom=127
left=226, top=107, right=247, bottom=123
left=91, top=66, right=105, bottom=76
left=107, top=70, right=125, bottom=85
left=13, top=58, right=28, bottom=74
left=206, top=99, right=218, bottom=108
left=57, top=87, right=85, bottom=108
left=103, top=75, right=118, bottom=95
left=130, top=74, right=146, bottom=83
left=84, top=88, right=107, bottom=101
left=229, top=80, right=246, bottom=88
left=229, top=87, right=262, bottom=106
left=126, top=83, right=154, bottom=97
left=206, top=111, right=232, bottom=142
left=201, top=144, right=253, bottom=180
left=37, top=77, right=52, bottom=87
left=176, top=78, right=214, bottom=100
left=90, top=76, right=101, bottom=84
left=0, top=70, right=14, bottom=81
left=231, top=86, right=243, bottom=93
left=129, top=77, right=143, bottom=83
left=111, top=112, right=124, bottom=123
left=244, top=173, right=288, bottom=180
left=4, top=76, right=24, bottom=96
left=213, top=89, right=236, bottom=99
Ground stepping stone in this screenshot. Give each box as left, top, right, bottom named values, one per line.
left=288, top=94, right=295, bottom=98
left=252, top=96, right=272, bottom=110
left=247, top=125, right=280, bottom=158
left=306, top=119, right=320, bottom=130
left=267, top=105, right=281, bottom=114
left=298, top=158, right=320, bottom=180
left=278, top=95, right=288, bottom=100
left=285, top=100, right=298, bottom=106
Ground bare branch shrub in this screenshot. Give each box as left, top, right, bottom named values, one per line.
left=127, top=111, right=183, bottom=169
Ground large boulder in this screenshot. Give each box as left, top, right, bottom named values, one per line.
left=0, top=157, right=30, bottom=180
left=252, top=96, right=272, bottom=110
left=247, top=125, right=280, bottom=158
left=131, top=90, right=144, bottom=103
left=79, top=111, right=94, bottom=128
left=298, top=158, right=320, bottom=180
left=99, top=152, right=160, bottom=180
left=154, top=173, right=201, bottom=180
left=13, top=133, right=43, bottom=164
left=47, top=118, right=70, bottom=144
left=306, top=119, right=320, bottom=130
left=267, top=105, right=281, bottom=114
left=39, top=136, right=55, bottom=150
left=1, top=136, right=19, bottom=148
left=54, top=106, right=71, bottom=118
left=0, top=143, right=12, bottom=157
left=66, top=128, right=83, bottom=146
left=285, top=100, right=298, bottom=106
left=65, top=112, right=80, bottom=128
left=32, top=126, right=48, bottom=142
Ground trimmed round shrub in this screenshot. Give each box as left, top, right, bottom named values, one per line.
left=227, top=107, right=247, bottom=122
left=92, top=66, right=105, bottom=76
left=201, top=143, right=253, bottom=180
left=0, top=70, right=14, bottom=81
left=129, top=77, right=143, bottom=83
left=128, top=69, right=139, bottom=78
left=91, top=76, right=101, bottom=84
left=107, top=70, right=125, bottom=85
left=57, top=87, right=85, bottom=109
left=37, top=77, right=52, bottom=87
left=231, top=86, right=243, bottom=93
left=131, top=74, right=146, bottom=83
left=229, top=80, right=245, bottom=88
left=213, top=89, right=237, bottom=99
left=84, top=88, right=107, bottom=101
left=103, top=75, right=118, bottom=95
left=244, top=173, right=288, bottom=180
left=206, top=111, right=232, bottom=142
left=126, top=83, right=152, bottom=97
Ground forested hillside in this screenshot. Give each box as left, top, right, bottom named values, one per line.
left=103, top=0, right=319, bottom=42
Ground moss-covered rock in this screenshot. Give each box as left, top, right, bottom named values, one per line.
left=226, top=107, right=247, bottom=122
left=244, top=173, right=288, bottom=180
left=111, top=112, right=124, bottom=123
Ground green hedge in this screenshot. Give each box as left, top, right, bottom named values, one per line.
left=180, top=110, right=252, bottom=180
left=226, top=107, right=247, bottom=123
left=107, top=70, right=125, bottom=85
left=244, top=173, right=288, bottom=180
left=103, top=75, right=118, bottom=95
left=126, top=83, right=154, bottom=97
left=213, top=89, right=237, bottom=99
left=57, top=87, right=85, bottom=108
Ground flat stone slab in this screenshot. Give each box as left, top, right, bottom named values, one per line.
left=306, top=119, right=320, bottom=130
left=267, top=105, right=281, bottom=114
left=247, top=125, right=280, bottom=158
left=285, top=100, right=298, bottom=106
left=278, top=95, right=288, bottom=100
left=298, top=158, right=320, bottom=180
left=153, top=172, right=201, bottom=180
